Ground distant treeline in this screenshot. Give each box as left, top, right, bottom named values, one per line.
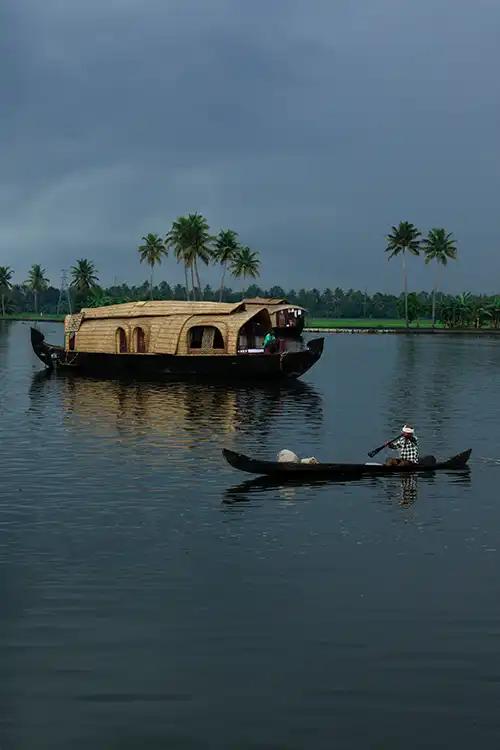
left=6, top=218, right=499, bottom=327
left=3, top=282, right=500, bottom=325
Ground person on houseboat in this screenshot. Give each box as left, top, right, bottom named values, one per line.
left=386, top=424, right=419, bottom=465
left=263, top=330, right=278, bottom=353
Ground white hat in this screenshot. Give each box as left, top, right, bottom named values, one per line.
left=402, top=424, right=414, bottom=435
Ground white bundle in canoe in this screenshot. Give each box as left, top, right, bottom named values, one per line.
left=277, top=449, right=319, bottom=465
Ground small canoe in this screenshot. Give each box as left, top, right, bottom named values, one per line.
left=222, top=448, right=472, bottom=478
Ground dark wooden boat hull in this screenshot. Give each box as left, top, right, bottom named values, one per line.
left=30, top=328, right=324, bottom=380
left=222, top=448, right=472, bottom=477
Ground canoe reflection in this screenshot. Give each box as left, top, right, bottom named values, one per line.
left=223, top=475, right=359, bottom=504
left=224, top=468, right=471, bottom=507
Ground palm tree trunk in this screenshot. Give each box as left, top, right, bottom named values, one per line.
left=194, top=258, right=202, bottom=299
left=219, top=263, right=227, bottom=302
left=402, top=252, right=408, bottom=328
left=1, top=293, right=5, bottom=317
left=150, top=268, right=154, bottom=300
left=434, top=263, right=443, bottom=328
left=34, top=290, right=38, bottom=314
left=184, top=264, right=190, bottom=300
left=190, top=266, right=196, bottom=300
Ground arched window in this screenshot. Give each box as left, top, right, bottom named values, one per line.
left=189, top=326, right=225, bottom=350
left=213, top=328, right=224, bottom=349
left=68, top=332, right=76, bottom=351
left=116, top=327, right=128, bottom=353
left=133, top=327, right=146, bottom=353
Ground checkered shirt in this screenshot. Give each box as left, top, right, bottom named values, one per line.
left=391, top=436, right=419, bottom=463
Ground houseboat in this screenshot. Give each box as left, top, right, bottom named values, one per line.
left=30, top=299, right=323, bottom=380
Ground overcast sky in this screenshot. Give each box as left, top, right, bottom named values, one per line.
left=1, top=0, right=499, bottom=293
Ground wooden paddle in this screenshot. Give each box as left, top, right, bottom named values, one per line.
left=368, top=436, right=400, bottom=458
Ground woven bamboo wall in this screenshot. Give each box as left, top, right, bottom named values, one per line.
left=66, top=306, right=272, bottom=355
left=151, top=315, right=192, bottom=354
left=70, top=317, right=165, bottom=354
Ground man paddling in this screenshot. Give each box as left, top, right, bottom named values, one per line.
left=386, top=424, right=419, bottom=465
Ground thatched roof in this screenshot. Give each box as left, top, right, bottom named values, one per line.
left=242, top=297, right=306, bottom=313
left=80, top=300, right=245, bottom=320
left=242, top=297, right=288, bottom=305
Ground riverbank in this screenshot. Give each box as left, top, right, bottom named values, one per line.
left=305, top=318, right=500, bottom=334
left=307, top=317, right=441, bottom=329
left=306, top=327, right=500, bottom=335
left=0, top=313, right=65, bottom=322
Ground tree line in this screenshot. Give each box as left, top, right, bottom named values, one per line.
left=1, top=275, right=499, bottom=328
left=1, top=215, right=499, bottom=327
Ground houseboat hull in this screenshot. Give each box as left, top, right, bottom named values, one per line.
left=31, top=328, right=324, bottom=380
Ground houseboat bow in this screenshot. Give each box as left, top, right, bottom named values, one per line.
left=30, top=299, right=324, bottom=380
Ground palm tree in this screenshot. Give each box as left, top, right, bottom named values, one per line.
left=167, top=217, right=191, bottom=300
left=456, top=292, right=474, bottom=328
left=385, top=221, right=421, bottom=327
left=213, top=229, right=240, bottom=301
left=166, top=214, right=213, bottom=300
left=138, top=234, right=168, bottom=300
left=422, top=228, right=457, bottom=327
left=25, top=265, right=49, bottom=314
left=70, top=259, right=99, bottom=294
left=0, top=266, right=13, bottom=317
left=487, top=297, right=500, bottom=329
left=230, top=246, right=260, bottom=284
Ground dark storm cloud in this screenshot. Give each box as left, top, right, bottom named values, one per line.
left=1, top=0, right=499, bottom=292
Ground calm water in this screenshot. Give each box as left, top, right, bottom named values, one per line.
left=1, top=321, right=500, bottom=750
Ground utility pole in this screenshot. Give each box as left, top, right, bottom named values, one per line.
left=57, top=269, right=72, bottom=315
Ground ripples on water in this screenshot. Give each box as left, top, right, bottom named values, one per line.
left=1, top=321, right=500, bottom=749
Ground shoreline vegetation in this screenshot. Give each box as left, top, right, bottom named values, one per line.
left=4, top=313, right=500, bottom=335
left=1, top=216, right=499, bottom=331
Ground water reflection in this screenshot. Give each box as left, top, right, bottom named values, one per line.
left=383, top=469, right=471, bottom=510
left=399, top=473, right=418, bottom=507
left=0, top=320, right=12, bottom=364
left=28, top=371, right=323, bottom=440
left=222, top=475, right=350, bottom=505
left=29, top=368, right=54, bottom=394
left=224, top=467, right=471, bottom=508
left=386, top=336, right=500, bottom=450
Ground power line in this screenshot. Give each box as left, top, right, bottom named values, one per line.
left=56, top=269, right=72, bottom=315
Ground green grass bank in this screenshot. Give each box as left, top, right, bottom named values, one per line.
left=0, top=313, right=65, bottom=322
left=306, top=318, right=439, bottom=329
